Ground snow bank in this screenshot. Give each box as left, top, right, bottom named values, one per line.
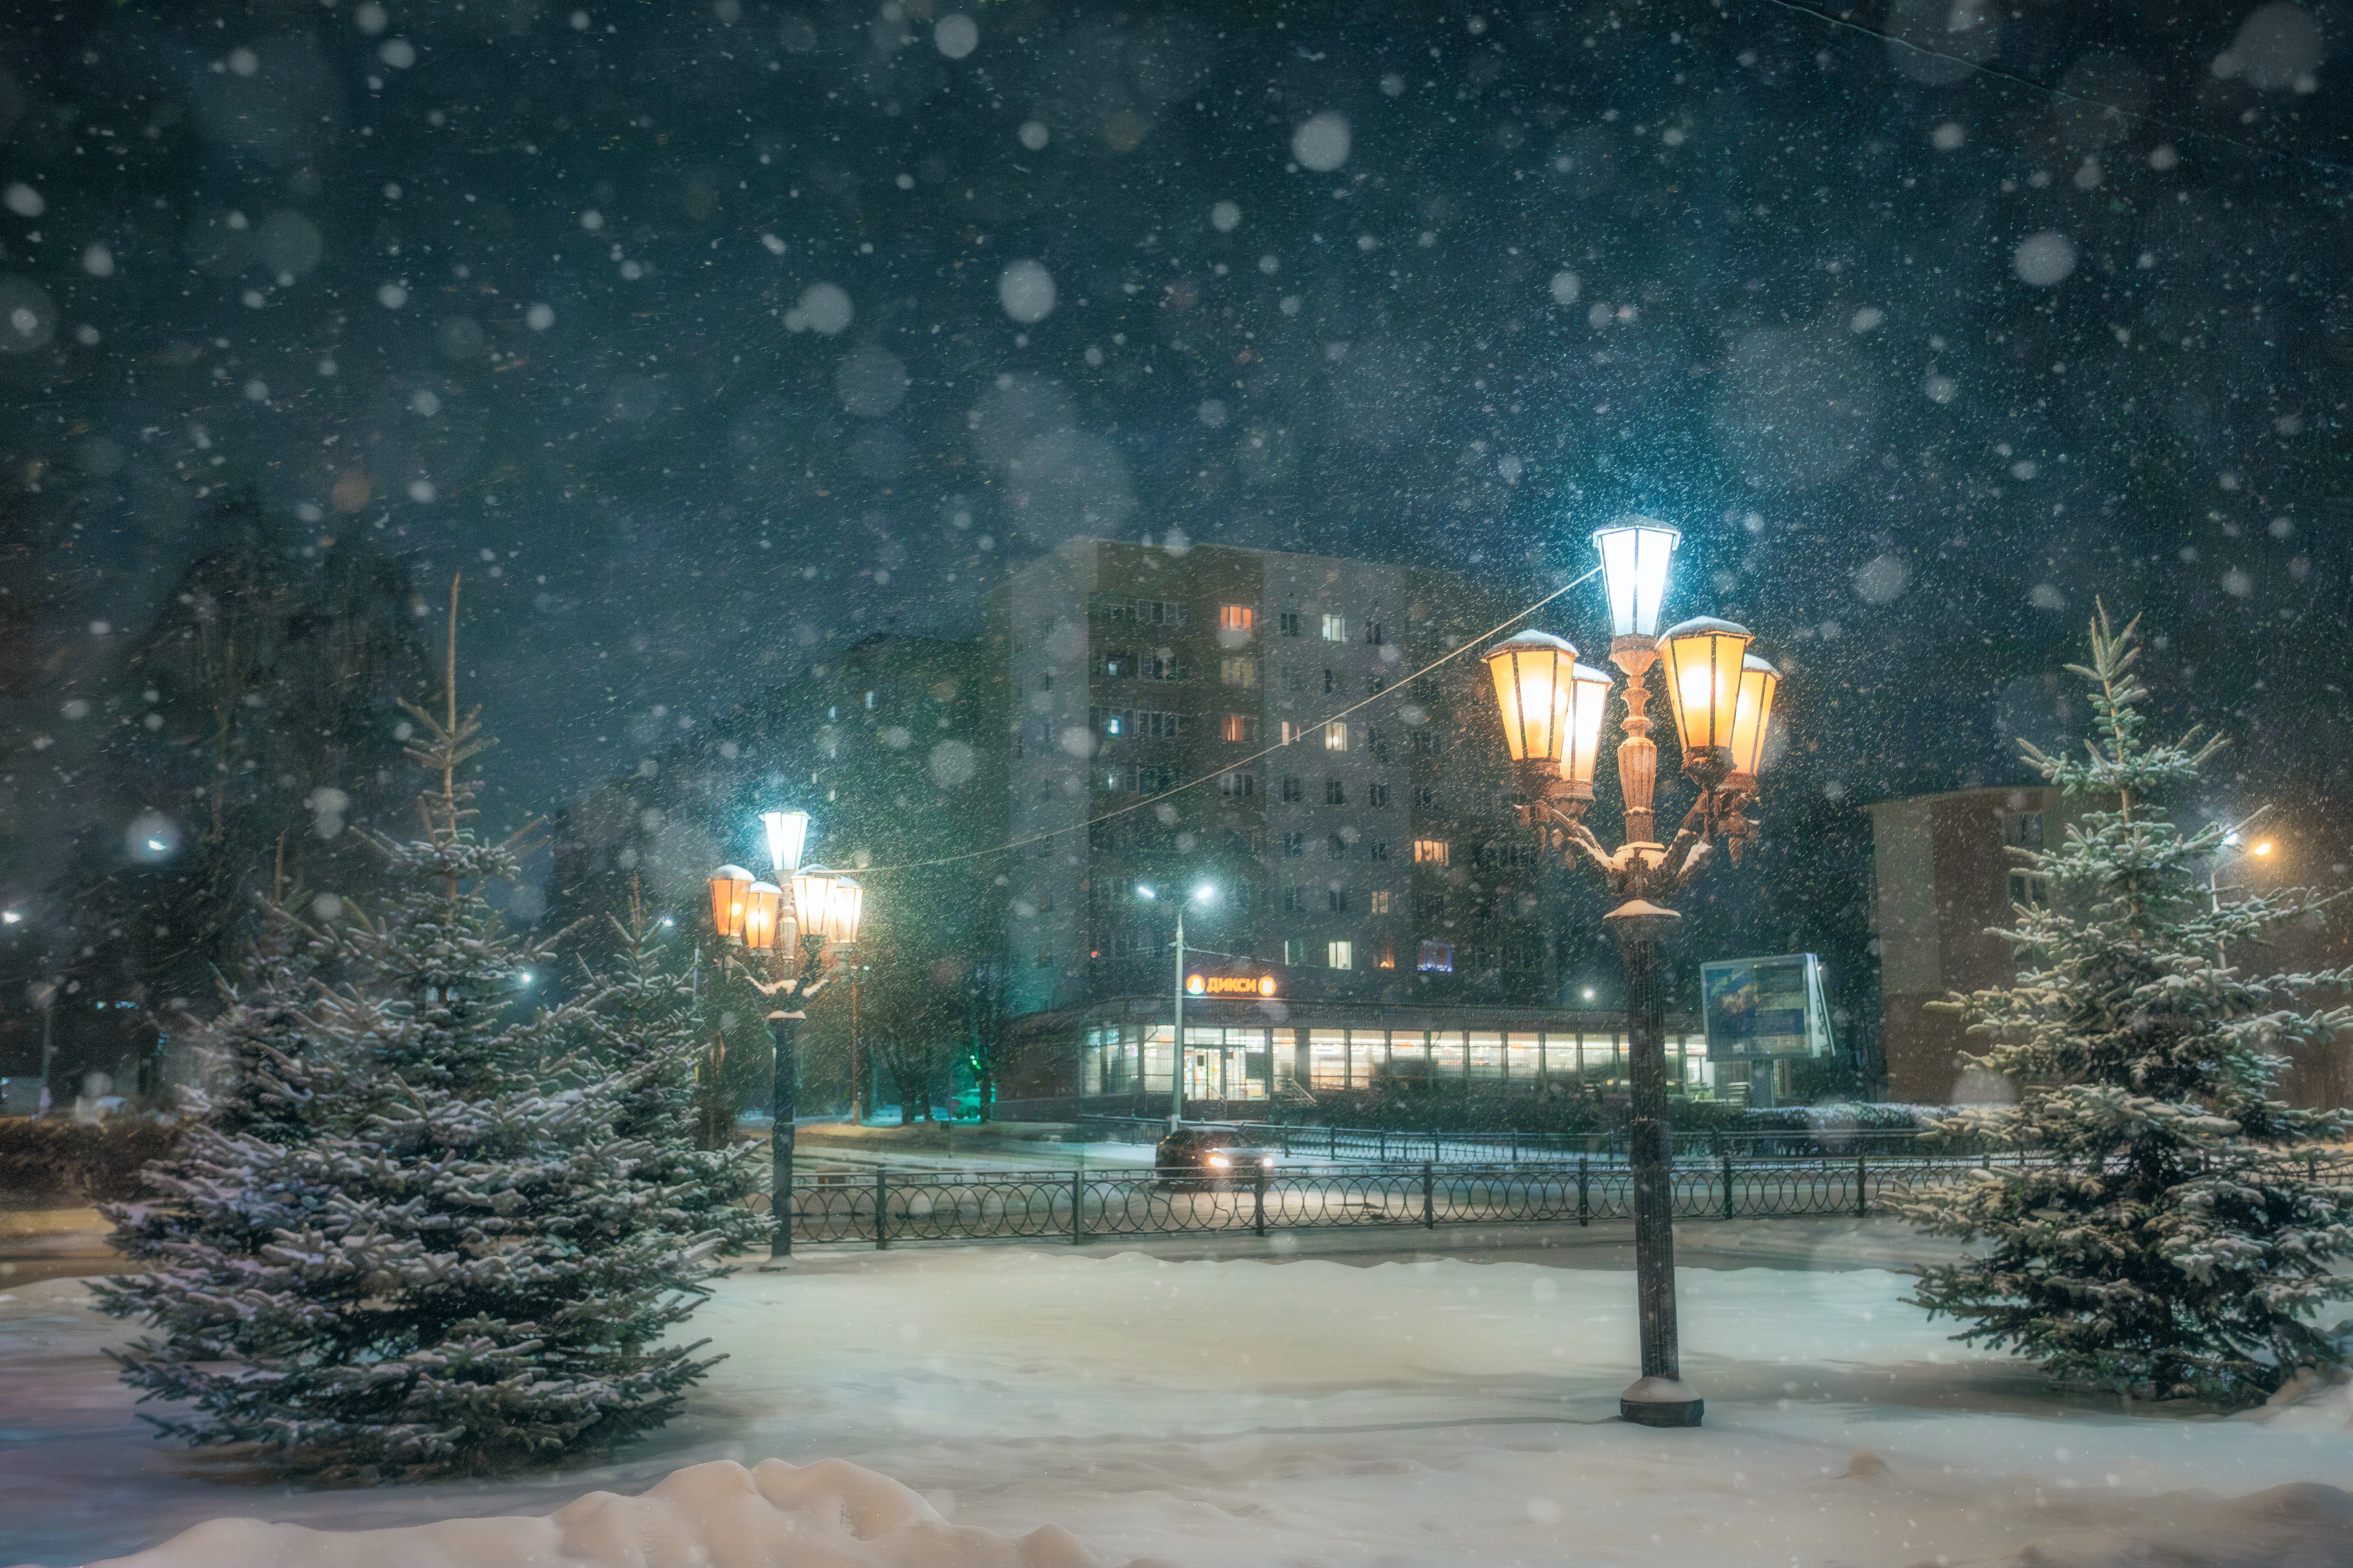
left=11, top=1245, right=2353, bottom=1568
left=85, top=1456, right=1145, bottom=1568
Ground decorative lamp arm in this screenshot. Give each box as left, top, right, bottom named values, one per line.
left=1561, top=817, right=1618, bottom=876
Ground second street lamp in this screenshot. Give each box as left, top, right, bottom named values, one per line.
left=1138, top=881, right=1215, bottom=1128
left=1484, top=521, right=1784, bottom=1431
left=708, top=815, right=866, bottom=1264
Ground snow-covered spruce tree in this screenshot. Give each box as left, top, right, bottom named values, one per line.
left=96, top=593, right=754, bottom=1475
left=1891, top=605, right=2353, bottom=1404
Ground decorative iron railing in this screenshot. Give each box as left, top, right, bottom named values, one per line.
left=750, top=1149, right=2241, bottom=1249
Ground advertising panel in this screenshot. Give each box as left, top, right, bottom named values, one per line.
left=1700, top=953, right=1833, bottom=1059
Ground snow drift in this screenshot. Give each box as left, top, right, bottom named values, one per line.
left=83, top=1456, right=1146, bottom=1568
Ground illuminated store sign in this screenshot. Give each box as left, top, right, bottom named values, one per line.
left=1185, top=973, right=1278, bottom=998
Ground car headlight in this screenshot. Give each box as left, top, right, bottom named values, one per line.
left=1207, top=1155, right=1230, bottom=1168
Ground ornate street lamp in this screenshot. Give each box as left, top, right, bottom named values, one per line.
left=708, top=815, right=867, bottom=1263
left=1483, top=522, right=1783, bottom=1430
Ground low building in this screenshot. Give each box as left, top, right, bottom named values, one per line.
left=1868, top=787, right=2350, bottom=1108
left=1866, top=786, right=2064, bottom=1104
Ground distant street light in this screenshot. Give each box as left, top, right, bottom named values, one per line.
left=1139, top=881, right=1217, bottom=1128
left=1482, top=516, right=1783, bottom=1431
left=708, top=812, right=866, bottom=1263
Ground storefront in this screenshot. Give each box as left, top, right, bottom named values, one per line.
left=1068, top=996, right=1714, bottom=1106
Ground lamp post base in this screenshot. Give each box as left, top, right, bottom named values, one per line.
left=1620, top=1376, right=1704, bottom=1428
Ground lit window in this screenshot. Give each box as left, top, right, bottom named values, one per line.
left=1377, top=943, right=1396, bottom=969
left=1324, top=722, right=1348, bottom=751
left=1220, top=713, right=1260, bottom=743
left=1321, top=613, right=1347, bottom=641
left=1412, top=838, right=1449, bottom=866
left=1327, top=940, right=1353, bottom=969
left=1220, top=604, right=1255, bottom=632
left=1369, top=889, right=1393, bottom=915
left=1220, top=657, right=1259, bottom=688
left=1280, top=720, right=1304, bottom=745
left=1417, top=940, right=1453, bottom=973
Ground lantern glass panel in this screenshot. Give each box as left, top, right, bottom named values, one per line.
left=1482, top=630, right=1577, bottom=767
left=825, top=875, right=865, bottom=945
left=1728, top=655, right=1780, bottom=776
left=1592, top=520, right=1681, bottom=638
left=1661, top=617, right=1753, bottom=753
left=790, top=866, right=834, bottom=941
left=742, top=881, right=784, bottom=952
left=761, top=809, right=811, bottom=874
left=709, top=865, right=754, bottom=938
left=1566, top=661, right=1613, bottom=788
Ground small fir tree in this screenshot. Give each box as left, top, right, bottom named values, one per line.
left=97, top=583, right=758, bottom=1475
left=1893, top=606, right=2353, bottom=1403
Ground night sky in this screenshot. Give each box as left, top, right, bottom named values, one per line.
left=4, top=0, right=2350, bottom=980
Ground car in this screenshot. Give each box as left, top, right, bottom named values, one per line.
left=1154, top=1126, right=1282, bottom=1190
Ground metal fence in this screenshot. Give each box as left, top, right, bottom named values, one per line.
left=1074, top=1114, right=1970, bottom=1164
left=759, top=1153, right=2015, bottom=1249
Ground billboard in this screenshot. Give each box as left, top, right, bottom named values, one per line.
left=1700, top=954, right=1833, bottom=1060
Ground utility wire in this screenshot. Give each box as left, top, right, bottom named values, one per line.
left=851, top=565, right=1604, bottom=876
left=1748, top=0, right=2352, bottom=183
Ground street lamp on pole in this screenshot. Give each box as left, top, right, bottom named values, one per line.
left=708, top=810, right=865, bottom=1264
left=1482, top=517, right=1782, bottom=1430
left=1139, top=881, right=1216, bottom=1129
left=2210, top=828, right=2274, bottom=913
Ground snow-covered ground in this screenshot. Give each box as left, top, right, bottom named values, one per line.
left=4, top=1233, right=2348, bottom=1568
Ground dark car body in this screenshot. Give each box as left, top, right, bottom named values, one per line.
left=1154, top=1126, right=1282, bottom=1190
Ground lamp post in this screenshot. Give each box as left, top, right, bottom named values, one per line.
left=1140, top=881, right=1216, bottom=1128
left=709, top=810, right=865, bottom=1263
left=1482, top=518, right=1782, bottom=1430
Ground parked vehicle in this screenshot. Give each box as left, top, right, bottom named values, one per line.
left=1154, top=1126, right=1281, bottom=1190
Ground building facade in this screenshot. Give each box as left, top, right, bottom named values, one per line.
left=990, top=538, right=1712, bottom=1114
